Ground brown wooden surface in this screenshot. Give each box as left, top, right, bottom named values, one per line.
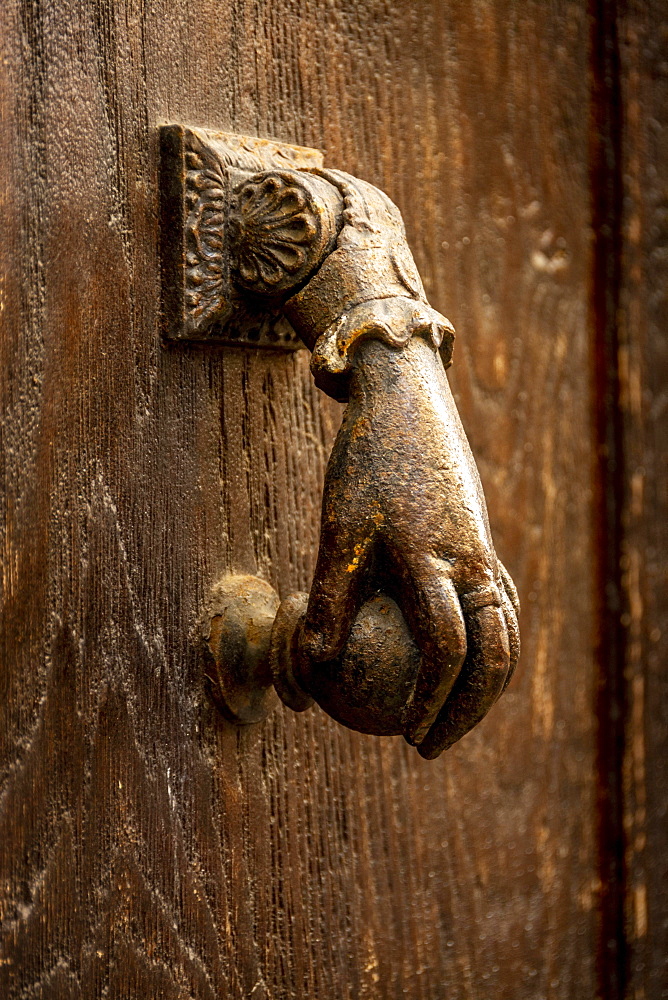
left=617, top=2, right=668, bottom=996
left=0, top=1, right=661, bottom=997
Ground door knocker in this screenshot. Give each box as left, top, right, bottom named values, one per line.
left=161, top=125, right=520, bottom=758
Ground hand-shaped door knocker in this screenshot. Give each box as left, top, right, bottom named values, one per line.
left=161, top=127, right=520, bottom=758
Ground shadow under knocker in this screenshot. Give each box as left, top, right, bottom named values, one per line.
left=161, top=127, right=520, bottom=759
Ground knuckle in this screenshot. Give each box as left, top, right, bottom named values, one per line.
left=459, top=582, right=503, bottom=614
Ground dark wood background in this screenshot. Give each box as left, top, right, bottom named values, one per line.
left=0, top=0, right=665, bottom=997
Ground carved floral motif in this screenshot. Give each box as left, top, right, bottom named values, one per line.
left=182, top=136, right=230, bottom=333
left=228, top=171, right=336, bottom=296
left=229, top=174, right=315, bottom=290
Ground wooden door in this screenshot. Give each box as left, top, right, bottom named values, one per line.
left=1, top=1, right=665, bottom=997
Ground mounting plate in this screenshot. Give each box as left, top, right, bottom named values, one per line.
left=159, top=124, right=323, bottom=349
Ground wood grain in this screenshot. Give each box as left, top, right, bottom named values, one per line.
left=0, top=0, right=635, bottom=996
left=617, top=3, right=668, bottom=996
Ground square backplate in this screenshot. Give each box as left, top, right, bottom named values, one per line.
left=160, top=124, right=323, bottom=350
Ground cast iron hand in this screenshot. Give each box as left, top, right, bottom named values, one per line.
left=273, top=169, right=520, bottom=758
left=296, top=313, right=519, bottom=758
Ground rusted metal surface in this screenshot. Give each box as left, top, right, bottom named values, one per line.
left=160, top=125, right=324, bottom=347
left=184, top=140, right=521, bottom=758
left=204, top=575, right=280, bottom=725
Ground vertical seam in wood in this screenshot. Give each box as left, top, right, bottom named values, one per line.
left=588, top=1, right=627, bottom=996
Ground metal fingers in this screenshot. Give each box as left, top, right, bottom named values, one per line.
left=416, top=596, right=513, bottom=760
left=298, top=529, right=519, bottom=756
left=396, top=552, right=520, bottom=758
left=399, top=558, right=467, bottom=745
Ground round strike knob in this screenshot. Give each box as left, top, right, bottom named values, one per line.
left=204, top=575, right=280, bottom=725
left=204, top=574, right=421, bottom=735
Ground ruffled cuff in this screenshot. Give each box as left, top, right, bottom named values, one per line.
left=310, top=296, right=455, bottom=401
